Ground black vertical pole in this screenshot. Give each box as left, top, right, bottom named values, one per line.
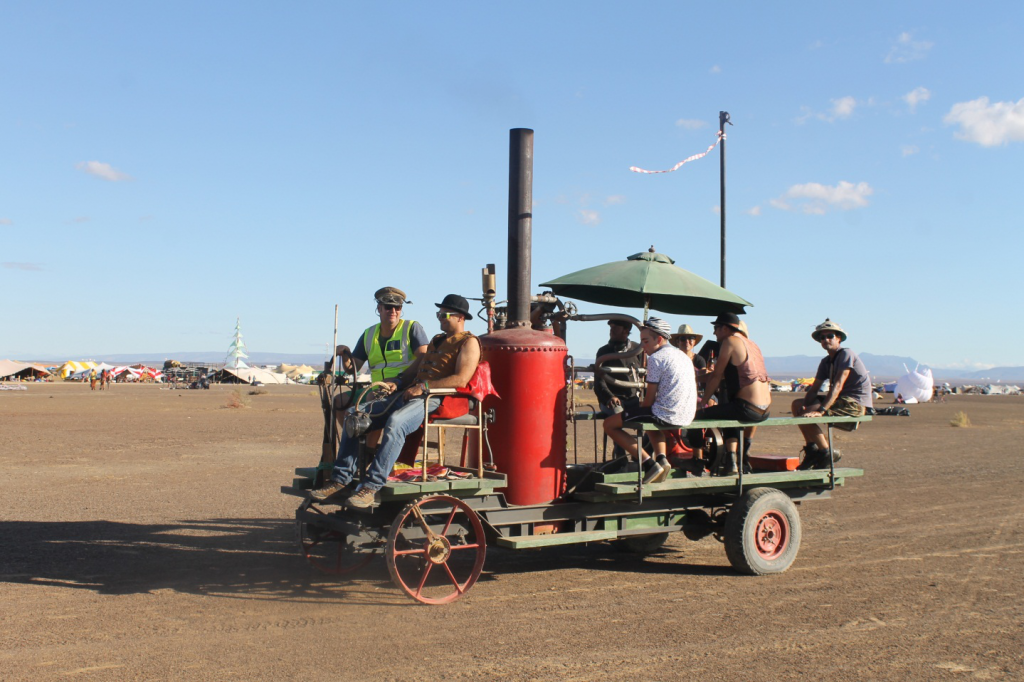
left=507, top=128, right=534, bottom=327
left=719, top=111, right=731, bottom=289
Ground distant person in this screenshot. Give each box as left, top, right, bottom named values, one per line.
left=89, top=369, right=98, bottom=391
left=313, top=294, right=481, bottom=509
left=695, top=313, right=772, bottom=476
left=791, top=319, right=872, bottom=470
left=603, top=317, right=696, bottom=484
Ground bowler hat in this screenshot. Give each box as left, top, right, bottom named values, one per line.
left=435, top=294, right=474, bottom=319
left=710, top=312, right=744, bottom=334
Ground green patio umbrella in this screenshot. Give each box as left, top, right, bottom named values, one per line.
left=540, top=249, right=752, bottom=318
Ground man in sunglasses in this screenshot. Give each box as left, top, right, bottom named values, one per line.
left=314, top=294, right=480, bottom=508
left=791, top=318, right=872, bottom=470
left=336, top=287, right=429, bottom=385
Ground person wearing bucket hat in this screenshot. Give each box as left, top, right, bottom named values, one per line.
left=792, top=319, right=872, bottom=470
left=315, top=293, right=481, bottom=507
left=694, top=313, right=772, bottom=476
left=603, top=316, right=697, bottom=484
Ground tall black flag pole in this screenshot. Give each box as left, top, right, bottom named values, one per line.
left=719, top=111, right=732, bottom=289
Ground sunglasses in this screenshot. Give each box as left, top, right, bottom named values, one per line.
left=819, top=333, right=837, bottom=340
left=436, top=311, right=461, bottom=320
left=381, top=304, right=402, bottom=312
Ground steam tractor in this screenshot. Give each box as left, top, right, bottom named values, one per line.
left=281, top=130, right=867, bottom=604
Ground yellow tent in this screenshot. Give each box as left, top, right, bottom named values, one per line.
left=57, top=361, right=97, bottom=379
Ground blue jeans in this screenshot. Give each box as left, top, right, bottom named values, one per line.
left=331, top=395, right=441, bottom=490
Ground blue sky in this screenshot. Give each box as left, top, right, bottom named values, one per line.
left=2, top=2, right=1022, bottom=369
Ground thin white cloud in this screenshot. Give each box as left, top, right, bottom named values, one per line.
left=831, top=96, right=856, bottom=119
left=770, top=181, right=873, bottom=214
left=796, top=96, right=858, bottom=124
left=944, top=97, right=1024, bottom=147
left=709, top=65, right=721, bottom=74
left=603, top=195, right=626, bottom=206
left=746, top=206, right=762, bottom=216
left=675, top=118, right=707, bottom=130
left=808, top=40, right=824, bottom=50
left=903, top=87, right=931, bottom=112
left=68, top=216, right=91, bottom=224
left=76, top=160, right=133, bottom=182
left=3, top=262, right=42, bottom=271
left=901, top=145, right=920, bottom=157
left=0, top=218, right=12, bottom=225
left=885, top=31, right=933, bottom=64
left=577, top=209, right=601, bottom=226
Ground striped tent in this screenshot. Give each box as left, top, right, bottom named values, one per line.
left=58, top=361, right=98, bottom=379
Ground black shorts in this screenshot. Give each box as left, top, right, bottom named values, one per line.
left=621, top=404, right=676, bottom=428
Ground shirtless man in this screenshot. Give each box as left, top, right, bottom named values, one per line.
left=695, top=313, right=772, bottom=476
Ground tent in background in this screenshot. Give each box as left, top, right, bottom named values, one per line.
left=216, top=367, right=294, bottom=385
left=57, top=361, right=97, bottom=378
left=0, top=360, right=52, bottom=379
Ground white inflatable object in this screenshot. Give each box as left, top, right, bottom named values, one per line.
left=895, top=364, right=933, bottom=403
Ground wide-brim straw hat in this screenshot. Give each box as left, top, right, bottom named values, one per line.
left=811, top=318, right=847, bottom=342
left=670, top=324, right=703, bottom=344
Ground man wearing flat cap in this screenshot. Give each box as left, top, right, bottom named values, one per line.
left=791, top=319, right=872, bottom=470
left=315, top=294, right=481, bottom=508
left=336, top=287, right=429, bottom=385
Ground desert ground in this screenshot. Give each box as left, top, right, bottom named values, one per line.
left=1, top=383, right=1022, bottom=681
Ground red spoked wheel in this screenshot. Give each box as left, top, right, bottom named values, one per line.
left=385, top=495, right=486, bottom=604
left=753, top=510, right=789, bottom=561
left=724, top=487, right=802, bottom=575
left=297, top=499, right=376, bottom=575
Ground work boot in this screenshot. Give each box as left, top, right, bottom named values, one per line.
left=310, top=480, right=357, bottom=503
left=713, top=451, right=737, bottom=476
left=346, top=487, right=378, bottom=509
left=810, top=448, right=843, bottom=470
left=796, top=444, right=821, bottom=471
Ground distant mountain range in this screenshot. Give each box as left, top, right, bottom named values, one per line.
left=19, top=351, right=1024, bottom=383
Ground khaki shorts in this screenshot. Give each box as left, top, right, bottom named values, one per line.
left=817, top=395, right=866, bottom=431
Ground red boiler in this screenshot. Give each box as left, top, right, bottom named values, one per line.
left=481, top=327, right=567, bottom=506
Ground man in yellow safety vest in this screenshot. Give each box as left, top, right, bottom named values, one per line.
left=334, top=287, right=429, bottom=412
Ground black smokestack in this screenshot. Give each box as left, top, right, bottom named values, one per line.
left=507, top=128, right=533, bottom=327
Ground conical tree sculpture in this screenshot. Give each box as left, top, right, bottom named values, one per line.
left=226, top=317, right=250, bottom=369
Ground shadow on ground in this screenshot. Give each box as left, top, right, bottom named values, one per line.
left=0, top=518, right=730, bottom=603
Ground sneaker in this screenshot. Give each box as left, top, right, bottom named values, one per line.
left=346, top=487, right=378, bottom=509
left=641, top=459, right=664, bottom=484
left=656, top=455, right=671, bottom=480
left=310, top=480, right=355, bottom=503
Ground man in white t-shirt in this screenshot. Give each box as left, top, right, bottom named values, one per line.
left=602, top=317, right=696, bottom=483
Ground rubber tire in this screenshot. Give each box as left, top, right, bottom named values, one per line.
left=614, top=532, right=670, bottom=554
left=724, top=487, right=801, bottom=575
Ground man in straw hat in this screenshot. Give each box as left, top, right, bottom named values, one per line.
left=603, top=317, right=696, bottom=484
left=695, top=312, right=772, bottom=476
left=791, top=318, right=872, bottom=470
left=315, top=294, right=481, bottom=508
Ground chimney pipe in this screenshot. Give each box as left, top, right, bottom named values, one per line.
left=507, top=128, right=533, bottom=327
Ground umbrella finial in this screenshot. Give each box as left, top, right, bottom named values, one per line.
left=648, top=245, right=656, bottom=253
